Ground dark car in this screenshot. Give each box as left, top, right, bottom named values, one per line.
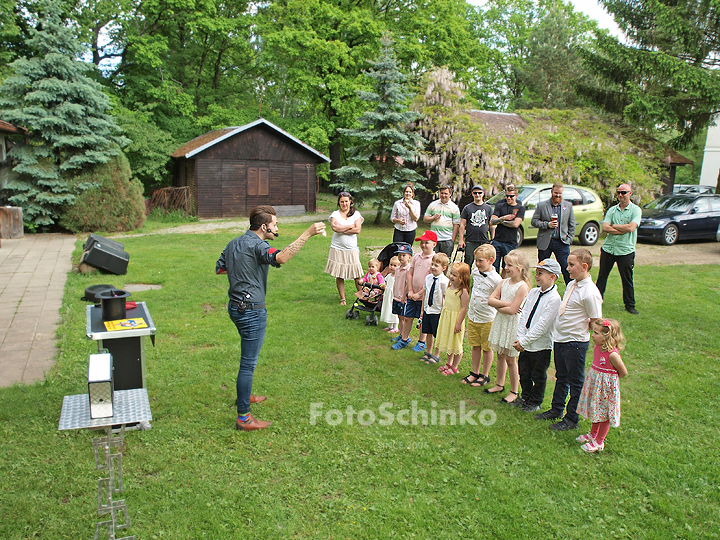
left=637, top=194, right=720, bottom=245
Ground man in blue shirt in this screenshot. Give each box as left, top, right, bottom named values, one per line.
left=217, top=206, right=325, bottom=430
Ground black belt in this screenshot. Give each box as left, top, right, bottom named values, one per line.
left=229, top=300, right=266, bottom=310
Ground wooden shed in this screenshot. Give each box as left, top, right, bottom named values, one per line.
left=171, top=118, right=330, bottom=218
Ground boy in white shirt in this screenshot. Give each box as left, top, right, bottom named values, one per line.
left=462, top=244, right=503, bottom=388
left=536, top=248, right=602, bottom=430
left=419, top=253, right=450, bottom=363
left=512, top=259, right=562, bottom=412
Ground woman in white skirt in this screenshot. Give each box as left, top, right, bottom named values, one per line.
left=325, top=192, right=364, bottom=305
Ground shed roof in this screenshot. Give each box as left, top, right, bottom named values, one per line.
left=171, top=118, right=330, bottom=162
left=0, top=119, right=28, bottom=134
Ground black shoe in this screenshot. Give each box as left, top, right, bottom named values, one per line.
left=534, top=409, right=562, bottom=421
left=522, top=404, right=540, bottom=413
left=508, top=397, right=525, bottom=408
left=549, top=418, right=578, bottom=431
left=626, top=306, right=639, bottom=315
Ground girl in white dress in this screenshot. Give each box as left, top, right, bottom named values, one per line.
left=486, top=250, right=531, bottom=403
left=380, top=257, right=400, bottom=332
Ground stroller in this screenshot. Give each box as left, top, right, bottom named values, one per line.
left=344, top=240, right=407, bottom=325
left=345, top=282, right=384, bottom=325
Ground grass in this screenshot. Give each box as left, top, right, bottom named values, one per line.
left=1, top=219, right=719, bottom=539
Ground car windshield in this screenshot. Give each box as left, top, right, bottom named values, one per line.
left=644, top=196, right=694, bottom=212
left=487, top=185, right=537, bottom=205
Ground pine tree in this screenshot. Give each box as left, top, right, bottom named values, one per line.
left=0, top=0, right=128, bottom=226
left=332, top=33, right=426, bottom=224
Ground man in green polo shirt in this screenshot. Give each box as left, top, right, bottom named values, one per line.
left=596, top=183, right=642, bottom=315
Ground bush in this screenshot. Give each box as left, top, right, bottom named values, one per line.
left=59, top=153, right=146, bottom=233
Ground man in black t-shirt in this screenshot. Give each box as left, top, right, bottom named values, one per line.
left=491, top=184, right=525, bottom=272
left=458, top=185, right=493, bottom=267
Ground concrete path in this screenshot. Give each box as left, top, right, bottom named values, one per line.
left=0, top=234, right=76, bottom=387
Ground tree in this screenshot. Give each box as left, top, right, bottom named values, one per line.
left=0, top=0, right=127, bottom=226
left=515, top=1, right=597, bottom=109
left=481, top=0, right=598, bottom=111
left=579, top=0, right=720, bottom=147
left=332, top=34, right=426, bottom=224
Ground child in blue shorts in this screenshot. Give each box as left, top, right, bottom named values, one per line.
left=419, top=252, right=450, bottom=363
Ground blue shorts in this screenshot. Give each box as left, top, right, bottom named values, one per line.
left=392, top=299, right=405, bottom=316
left=421, top=312, right=441, bottom=336
left=403, top=298, right=422, bottom=319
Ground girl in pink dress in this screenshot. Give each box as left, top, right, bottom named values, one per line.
left=577, top=318, right=628, bottom=453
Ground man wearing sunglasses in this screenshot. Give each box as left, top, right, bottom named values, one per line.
left=490, top=184, right=525, bottom=273
left=595, top=184, right=642, bottom=315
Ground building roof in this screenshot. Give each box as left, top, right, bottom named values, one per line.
left=467, top=109, right=693, bottom=166
left=0, top=119, right=28, bottom=134
left=171, top=118, right=330, bottom=162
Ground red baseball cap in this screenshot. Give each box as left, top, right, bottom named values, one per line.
left=415, top=230, right=438, bottom=242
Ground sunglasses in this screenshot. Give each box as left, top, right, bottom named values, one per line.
left=616, top=190, right=631, bottom=195
left=506, top=194, right=517, bottom=198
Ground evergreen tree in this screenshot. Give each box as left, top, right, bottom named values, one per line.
left=332, top=34, right=426, bottom=224
left=0, top=0, right=127, bottom=226
left=579, top=0, right=720, bottom=147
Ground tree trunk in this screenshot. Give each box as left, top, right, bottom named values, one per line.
left=374, top=205, right=383, bottom=225
left=329, top=140, right=342, bottom=185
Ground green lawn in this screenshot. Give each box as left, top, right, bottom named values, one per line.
left=1, top=220, right=719, bottom=539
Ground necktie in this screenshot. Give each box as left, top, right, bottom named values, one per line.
left=526, top=286, right=554, bottom=328
left=478, top=271, right=487, bottom=277
left=558, top=281, right=576, bottom=316
left=428, top=277, right=438, bottom=307
left=552, top=205, right=561, bottom=238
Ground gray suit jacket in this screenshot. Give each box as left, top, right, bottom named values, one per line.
left=531, top=199, right=576, bottom=250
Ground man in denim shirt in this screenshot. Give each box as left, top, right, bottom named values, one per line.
left=217, top=206, right=325, bottom=430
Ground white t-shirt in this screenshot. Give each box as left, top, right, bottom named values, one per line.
left=553, top=276, right=603, bottom=343
left=468, top=267, right=502, bottom=323
left=329, top=210, right=364, bottom=250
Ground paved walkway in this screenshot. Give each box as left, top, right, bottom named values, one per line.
left=0, top=234, right=76, bottom=387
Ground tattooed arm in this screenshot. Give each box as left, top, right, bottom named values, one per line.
left=275, top=222, right=325, bottom=264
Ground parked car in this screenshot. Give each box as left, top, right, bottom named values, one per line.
left=637, top=194, right=720, bottom=245
left=672, top=184, right=715, bottom=195
left=486, top=183, right=604, bottom=246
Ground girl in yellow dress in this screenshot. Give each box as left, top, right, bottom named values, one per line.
left=434, top=262, right=472, bottom=375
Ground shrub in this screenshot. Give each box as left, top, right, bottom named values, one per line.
left=59, top=153, right=146, bottom=233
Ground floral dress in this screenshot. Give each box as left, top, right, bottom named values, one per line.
left=578, top=346, right=622, bottom=427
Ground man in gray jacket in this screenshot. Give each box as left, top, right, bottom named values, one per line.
left=531, top=183, right=575, bottom=284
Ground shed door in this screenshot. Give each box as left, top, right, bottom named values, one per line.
left=221, top=161, right=245, bottom=217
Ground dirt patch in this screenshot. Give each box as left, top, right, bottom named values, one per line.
left=517, top=239, right=720, bottom=267
left=112, top=215, right=720, bottom=266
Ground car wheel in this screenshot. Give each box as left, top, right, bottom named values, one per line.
left=579, top=222, right=599, bottom=246
left=662, top=224, right=679, bottom=245
left=516, top=227, right=524, bottom=247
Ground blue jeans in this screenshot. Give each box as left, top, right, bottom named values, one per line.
left=491, top=240, right=517, bottom=272
left=228, top=305, right=267, bottom=415
left=538, top=238, right=571, bottom=285
left=550, top=341, right=589, bottom=424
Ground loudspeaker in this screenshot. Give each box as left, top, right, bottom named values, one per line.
left=81, top=243, right=130, bottom=275
left=84, top=233, right=124, bottom=252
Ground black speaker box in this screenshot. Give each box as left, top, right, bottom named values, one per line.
left=81, top=243, right=129, bottom=275
left=84, top=233, right=125, bottom=253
